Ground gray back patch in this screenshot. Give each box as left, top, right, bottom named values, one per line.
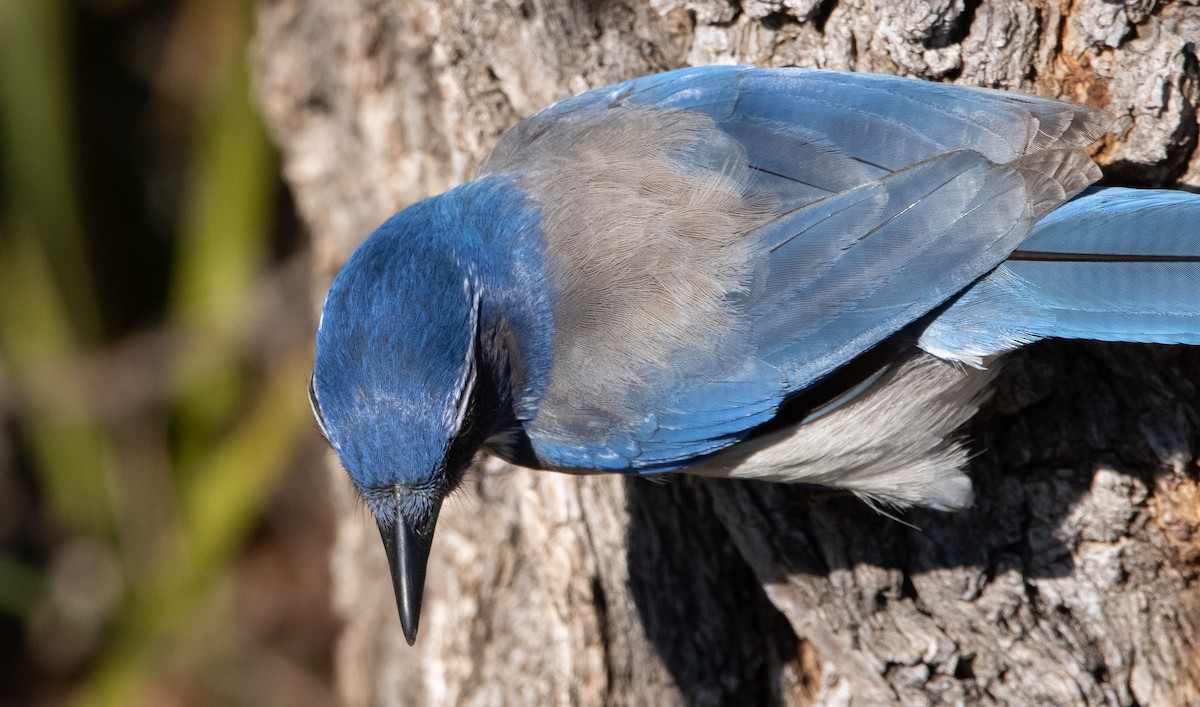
left=481, top=108, right=776, bottom=434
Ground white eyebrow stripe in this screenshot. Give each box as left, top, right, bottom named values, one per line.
left=308, top=372, right=334, bottom=442
left=449, top=279, right=482, bottom=436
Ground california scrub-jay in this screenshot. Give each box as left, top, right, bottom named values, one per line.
left=308, top=66, right=1200, bottom=644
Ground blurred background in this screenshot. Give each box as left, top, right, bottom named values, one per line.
left=0, top=0, right=337, bottom=704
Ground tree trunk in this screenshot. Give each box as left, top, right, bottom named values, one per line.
left=251, top=1, right=1200, bottom=704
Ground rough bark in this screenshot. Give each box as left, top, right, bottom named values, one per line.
left=251, top=1, right=1200, bottom=704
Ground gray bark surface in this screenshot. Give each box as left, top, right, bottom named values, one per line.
left=251, top=1, right=1200, bottom=704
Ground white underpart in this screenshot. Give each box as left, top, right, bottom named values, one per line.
left=687, top=354, right=1000, bottom=511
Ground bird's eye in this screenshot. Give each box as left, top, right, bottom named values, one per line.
left=308, top=372, right=333, bottom=442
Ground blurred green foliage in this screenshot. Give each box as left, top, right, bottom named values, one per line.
left=0, top=0, right=327, bottom=703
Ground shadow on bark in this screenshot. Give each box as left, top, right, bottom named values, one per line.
left=626, top=341, right=1200, bottom=702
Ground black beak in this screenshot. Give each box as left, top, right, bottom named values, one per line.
left=378, top=499, right=442, bottom=645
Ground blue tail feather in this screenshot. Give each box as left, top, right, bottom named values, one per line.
left=920, top=187, right=1200, bottom=364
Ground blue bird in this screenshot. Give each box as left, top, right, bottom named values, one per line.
left=308, top=66, right=1200, bottom=644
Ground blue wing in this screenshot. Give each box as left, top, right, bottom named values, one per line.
left=528, top=66, right=1104, bottom=172
left=500, top=67, right=1107, bottom=472
left=920, top=187, right=1200, bottom=364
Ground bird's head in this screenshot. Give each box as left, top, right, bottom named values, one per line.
left=310, top=204, right=493, bottom=645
